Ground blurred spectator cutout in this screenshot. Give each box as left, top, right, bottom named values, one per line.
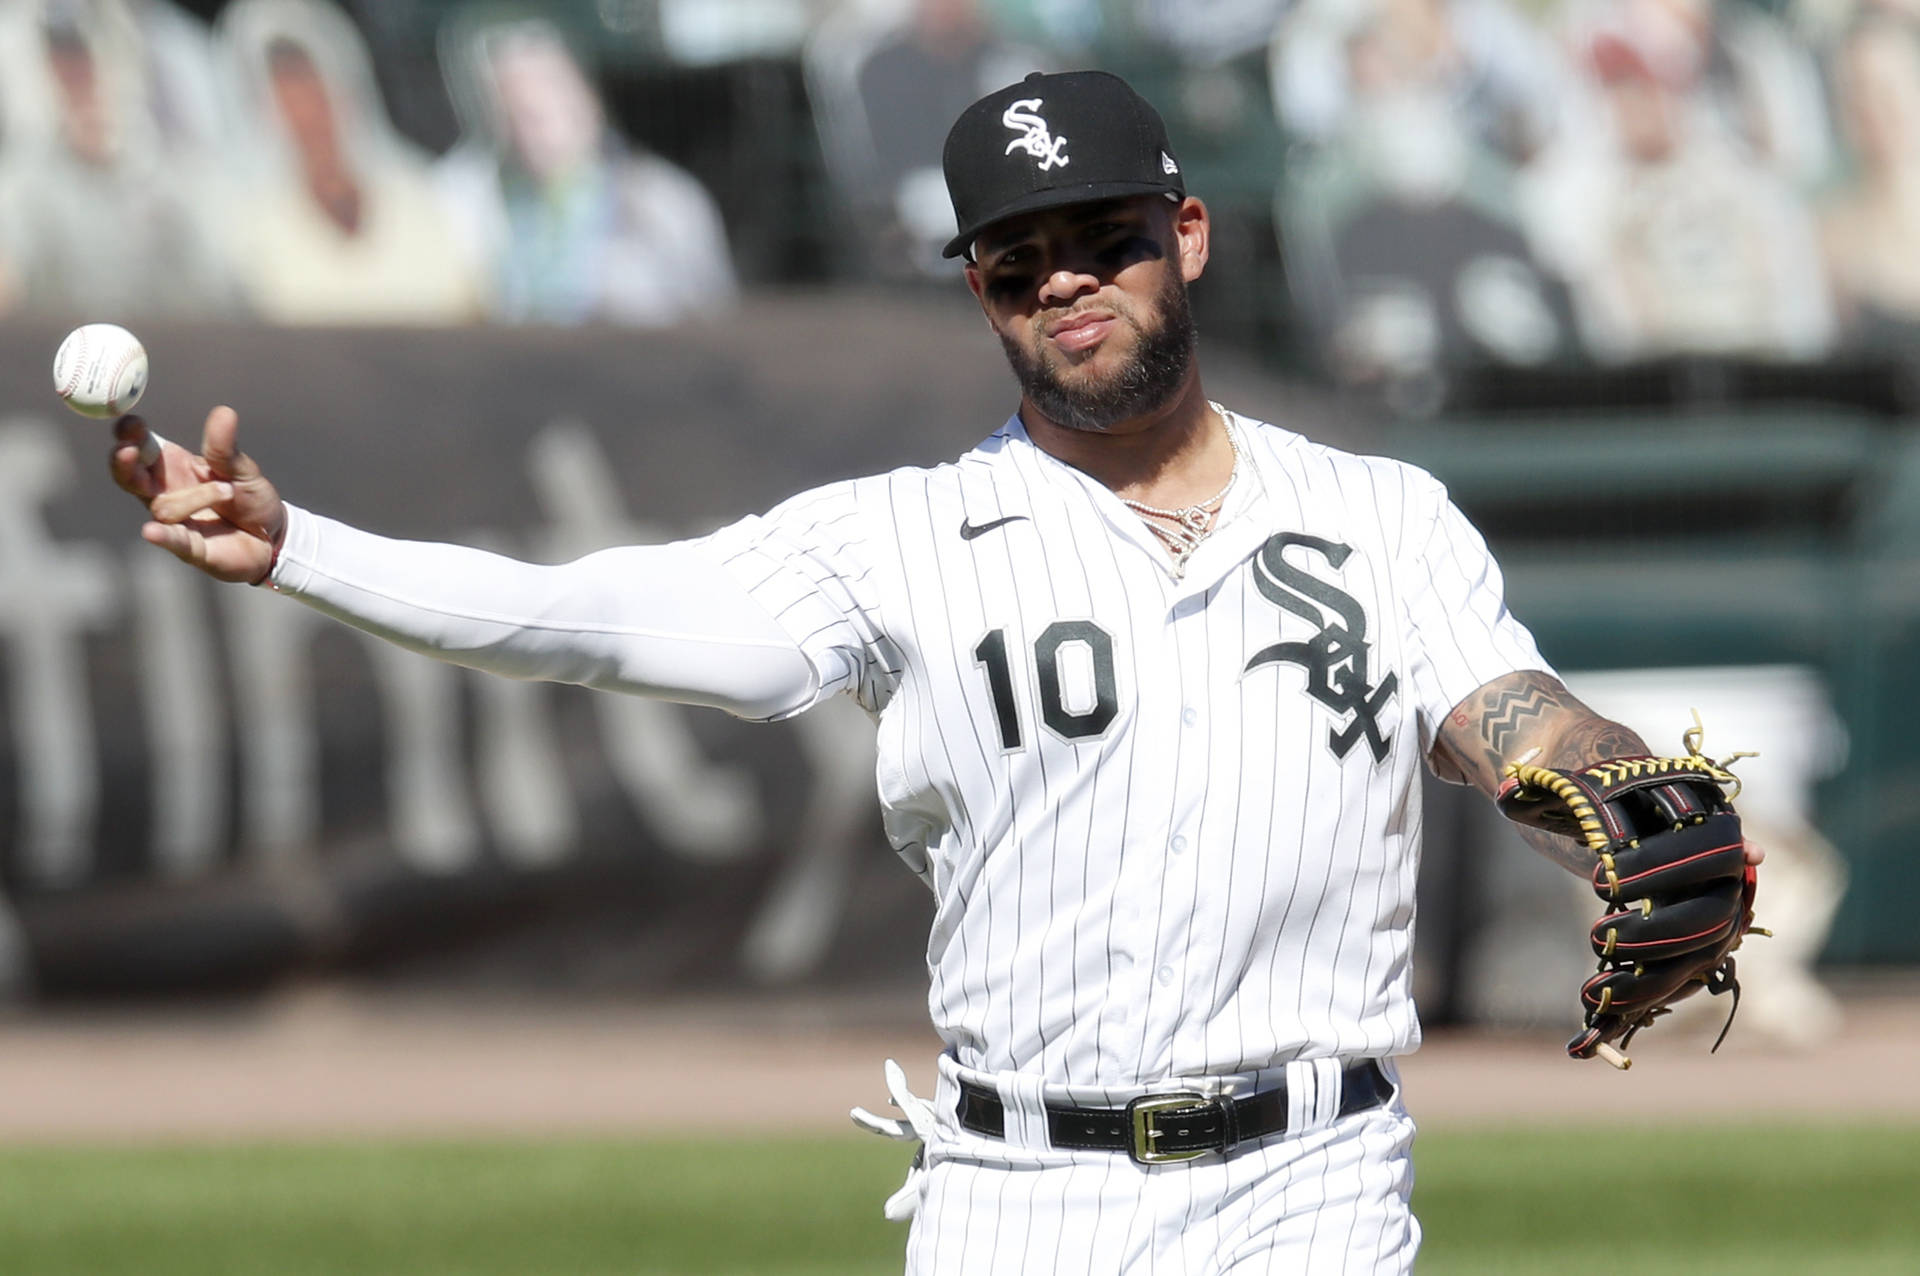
left=1821, top=12, right=1920, bottom=345
left=1521, top=12, right=1834, bottom=361
left=1273, top=0, right=1575, bottom=400
left=809, top=0, right=1038, bottom=277
left=0, top=0, right=240, bottom=318
left=217, top=0, right=481, bottom=324
left=436, top=12, right=738, bottom=326
left=1138, top=0, right=1294, bottom=67
left=1273, top=0, right=1564, bottom=165
left=126, top=0, right=229, bottom=158
left=1508, top=1, right=1835, bottom=362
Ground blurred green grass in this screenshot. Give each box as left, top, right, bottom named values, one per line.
left=0, top=1126, right=1911, bottom=1275
left=1414, top=1124, right=1920, bottom=1275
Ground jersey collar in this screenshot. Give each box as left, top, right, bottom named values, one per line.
left=988, top=406, right=1278, bottom=599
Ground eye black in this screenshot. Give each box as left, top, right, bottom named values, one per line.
left=984, top=271, right=1032, bottom=300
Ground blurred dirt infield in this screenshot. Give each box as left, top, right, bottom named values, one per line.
left=0, top=979, right=1914, bottom=1143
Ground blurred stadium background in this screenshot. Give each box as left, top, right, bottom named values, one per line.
left=0, top=0, right=1916, bottom=1271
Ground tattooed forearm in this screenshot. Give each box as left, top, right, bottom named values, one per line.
left=1479, top=680, right=1578, bottom=760
left=1434, top=669, right=1653, bottom=877
left=1439, top=670, right=1650, bottom=792
left=1540, top=715, right=1648, bottom=771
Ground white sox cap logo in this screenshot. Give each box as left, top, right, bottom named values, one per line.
left=1002, top=98, right=1069, bottom=171
left=942, top=71, right=1180, bottom=258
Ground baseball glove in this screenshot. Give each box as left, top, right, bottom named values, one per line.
left=1496, top=725, right=1763, bottom=1068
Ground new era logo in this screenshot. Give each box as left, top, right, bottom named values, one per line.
left=1161, top=151, right=1179, bottom=175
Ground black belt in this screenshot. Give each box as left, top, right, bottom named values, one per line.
left=956, top=1059, right=1391, bottom=1166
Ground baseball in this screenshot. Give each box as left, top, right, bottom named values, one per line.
left=53, top=323, right=149, bottom=419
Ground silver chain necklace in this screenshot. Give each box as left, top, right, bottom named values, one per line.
left=1119, top=424, right=1241, bottom=576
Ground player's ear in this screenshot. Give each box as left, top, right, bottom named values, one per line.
left=1172, top=197, right=1210, bottom=283
left=963, top=261, right=998, bottom=330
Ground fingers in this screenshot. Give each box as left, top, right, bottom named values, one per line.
left=1744, top=840, right=1766, bottom=867
left=149, top=479, right=234, bottom=525
left=113, top=414, right=165, bottom=468
left=112, top=413, right=150, bottom=453
left=139, top=510, right=273, bottom=584
left=109, top=415, right=160, bottom=498
left=110, top=443, right=155, bottom=500
left=111, top=405, right=276, bottom=585
left=199, top=405, right=245, bottom=478
left=140, top=518, right=208, bottom=570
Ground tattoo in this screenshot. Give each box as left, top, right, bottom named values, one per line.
left=1434, top=669, right=1651, bottom=878
left=1480, top=680, right=1577, bottom=759
left=1477, top=743, right=1511, bottom=791
left=1474, top=699, right=1648, bottom=799
left=1545, top=717, right=1647, bottom=771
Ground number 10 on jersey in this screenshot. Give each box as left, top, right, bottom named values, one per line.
left=973, top=622, right=1120, bottom=750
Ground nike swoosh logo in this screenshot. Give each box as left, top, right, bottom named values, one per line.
left=959, top=515, right=1030, bottom=541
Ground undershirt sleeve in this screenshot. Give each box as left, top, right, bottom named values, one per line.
left=269, top=504, right=823, bottom=721
left=695, top=477, right=892, bottom=717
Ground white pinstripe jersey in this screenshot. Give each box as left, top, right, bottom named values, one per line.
left=701, top=407, right=1548, bottom=1085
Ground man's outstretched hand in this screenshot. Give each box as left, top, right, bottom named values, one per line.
left=110, top=406, right=287, bottom=585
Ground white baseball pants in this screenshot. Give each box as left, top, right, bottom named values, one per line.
left=903, top=1057, right=1418, bottom=1275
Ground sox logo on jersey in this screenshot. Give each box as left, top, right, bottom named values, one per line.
left=1245, top=532, right=1399, bottom=763
left=1002, top=99, right=1070, bottom=171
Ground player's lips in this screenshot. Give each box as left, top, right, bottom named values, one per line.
left=1047, top=311, right=1117, bottom=353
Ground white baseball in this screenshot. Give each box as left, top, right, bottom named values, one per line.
left=53, top=323, right=148, bottom=419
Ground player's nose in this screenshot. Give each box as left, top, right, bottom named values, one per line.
left=1037, top=265, right=1099, bottom=306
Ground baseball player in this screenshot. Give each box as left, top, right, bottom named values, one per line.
left=111, top=71, right=1759, bottom=1274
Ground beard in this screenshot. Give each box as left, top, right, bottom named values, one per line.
left=999, top=269, right=1198, bottom=433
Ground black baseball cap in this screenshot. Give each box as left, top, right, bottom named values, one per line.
left=941, top=70, right=1184, bottom=260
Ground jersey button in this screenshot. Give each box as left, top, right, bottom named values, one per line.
left=1169, top=835, right=1187, bottom=854
left=1181, top=706, right=1198, bottom=726
left=1157, top=965, right=1175, bottom=986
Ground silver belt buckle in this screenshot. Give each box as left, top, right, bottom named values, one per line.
left=1125, top=1090, right=1225, bottom=1166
